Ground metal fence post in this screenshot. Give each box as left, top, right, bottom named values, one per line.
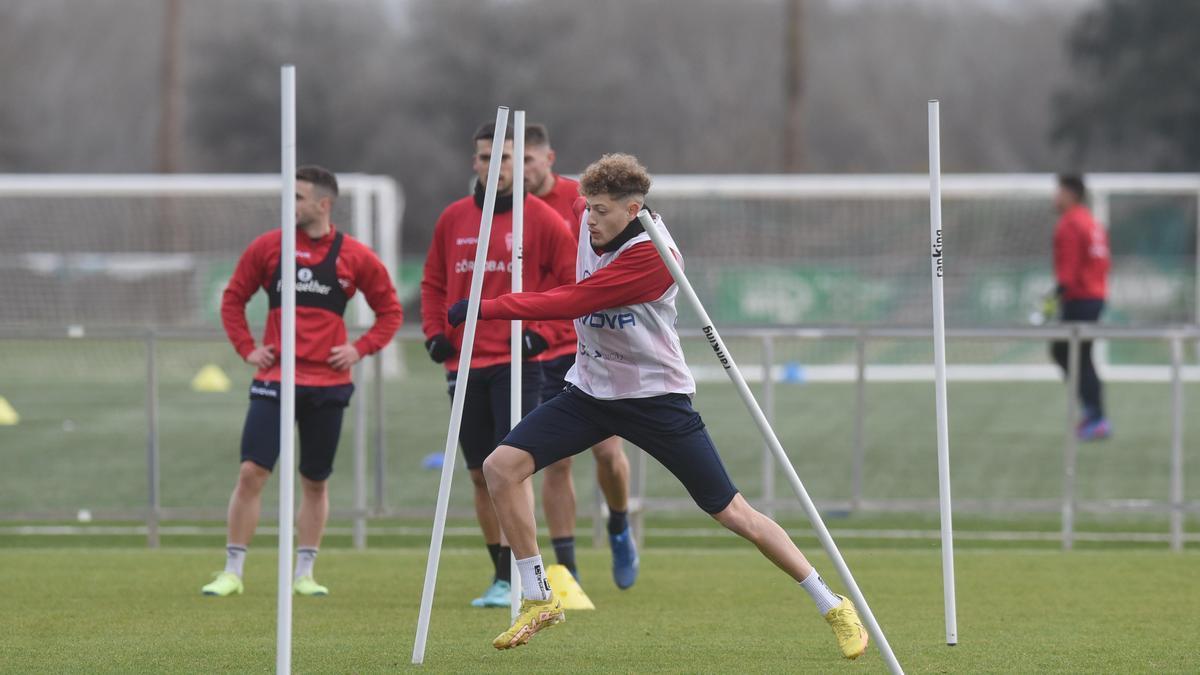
left=852, top=330, right=866, bottom=512
left=1169, top=335, right=1185, bottom=552
left=592, top=461, right=605, bottom=548
left=373, top=350, right=386, bottom=515
left=144, top=329, right=160, bottom=549
left=761, top=334, right=776, bottom=517
left=352, top=361, right=368, bottom=550
left=1062, top=326, right=1080, bottom=551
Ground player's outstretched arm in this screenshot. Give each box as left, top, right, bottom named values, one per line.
left=447, top=241, right=673, bottom=326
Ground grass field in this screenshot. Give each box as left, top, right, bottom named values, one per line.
left=2, top=333, right=1197, bottom=671
left=3, top=546, right=1198, bottom=673
left=2, top=336, right=1197, bottom=530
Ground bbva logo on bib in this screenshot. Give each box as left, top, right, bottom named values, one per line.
left=580, top=311, right=637, bottom=329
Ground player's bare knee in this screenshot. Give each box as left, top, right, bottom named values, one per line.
left=237, top=461, right=270, bottom=494
left=712, top=495, right=760, bottom=539
left=468, top=467, right=489, bottom=490
left=591, top=437, right=626, bottom=466
left=482, top=445, right=531, bottom=487
left=299, top=476, right=327, bottom=497
left=480, top=455, right=509, bottom=489
left=543, top=457, right=572, bottom=480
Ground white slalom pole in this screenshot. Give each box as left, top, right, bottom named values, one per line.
left=928, top=99, right=959, bottom=647
left=509, top=110, right=525, bottom=619
left=637, top=210, right=904, bottom=675
left=276, top=64, right=296, bottom=675
left=412, top=106, right=510, bottom=665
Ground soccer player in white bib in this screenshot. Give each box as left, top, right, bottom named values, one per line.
left=446, top=153, right=869, bottom=659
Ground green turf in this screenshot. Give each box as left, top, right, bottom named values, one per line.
left=2, top=547, right=1197, bottom=673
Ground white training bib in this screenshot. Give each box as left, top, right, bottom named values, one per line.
left=565, top=212, right=696, bottom=400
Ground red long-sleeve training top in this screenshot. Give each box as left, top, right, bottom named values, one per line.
left=421, top=195, right=576, bottom=371
left=480, top=241, right=674, bottom=322
left=1054, top=204, right=1110, bottom=300
left=531, top=174, right=583, bottom=361
left=221, top=225, right=403, bottom=386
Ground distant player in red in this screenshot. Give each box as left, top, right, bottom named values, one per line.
left=202, top=165, right=403, bottom=598
left=1051, top=174, right=1111, bottom=440
left=421, top=122, right=577, bottom=608
left=524, top=123, right=638, bottom=589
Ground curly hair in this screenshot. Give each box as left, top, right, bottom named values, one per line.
left=579, top=153, right=651, bottom=199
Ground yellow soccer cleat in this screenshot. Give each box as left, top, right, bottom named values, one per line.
left=201, top=571, right=244, bottom=597
left=293, top=575, right=329, bottom=597
left=824, top=595, right=869, bottom=660
left=491, top=597, right=565, bottom=650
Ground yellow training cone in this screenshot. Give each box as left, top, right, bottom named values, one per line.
left=0, top=397, right=18, bottom=425
left=191, top=364, right=232, bottom=393
left=547, top=564, right=595, bottom=610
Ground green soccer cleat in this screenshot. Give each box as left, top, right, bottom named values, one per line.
left=824, top=595, right=869, bottom=660
left=201, top=571, right=244, bottom=597
left=492, top=597, right=565, bottom=650
left=293, top=575, right=329, bottom=596
left=471, top=579, right=511, bottom=608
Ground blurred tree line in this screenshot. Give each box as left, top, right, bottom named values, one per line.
left=0, top=0, right=1192, bottom=250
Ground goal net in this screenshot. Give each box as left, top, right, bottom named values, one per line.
left=0, top=174, right=402, bottom=331
left=647, top=173, right=1200, bottom=376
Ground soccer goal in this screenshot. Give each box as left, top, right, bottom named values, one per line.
left=647, top=172, right=1200, bottom=381
left=0, top=173, right=403, bottom=351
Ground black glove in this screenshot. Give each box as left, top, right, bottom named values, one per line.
left=424, top=334, right=455, bottom=363
left=522, top=329, right=549, bottom=359
left=447, top=299, right=472, bottom=328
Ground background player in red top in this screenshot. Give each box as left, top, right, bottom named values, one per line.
left=200, top=165, right=403, bottom=598
left=1050, top=174, right=1111, bottom=440
left=524, top=123, right=639, bottom=588
left=421, top=123, right=577, bottom=607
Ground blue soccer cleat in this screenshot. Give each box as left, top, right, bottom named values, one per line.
left=471, top=579, right=512, bottom=608
left=1077, top=417, right=1112, bottom=442
left=609, top=526, right=639, bottom=590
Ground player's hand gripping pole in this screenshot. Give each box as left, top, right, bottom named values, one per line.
left=637, top=210, right=904, bottom=675
left=928, top=99, right=959, bottom=646
left=412, top=106, right=510, bottom=665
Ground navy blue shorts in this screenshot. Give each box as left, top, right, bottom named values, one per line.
left=448, top=362, right=543, bottom=470
left=502, top=385, right=739, bottom=514
left=240, top=379, right=354, bottom=481
left=538, top=354, right=574, bottom=403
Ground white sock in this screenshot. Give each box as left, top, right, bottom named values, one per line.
left=295, top=547, right=318, bottom=580
left=224, top=545, right=247, bottom=578
left=515, top=555, right=552, bottom=601
left=800, top=570, right=841, bottom=615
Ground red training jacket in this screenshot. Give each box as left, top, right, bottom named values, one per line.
left=1054, top=204, right=1110, bottom=300
left=480, top=240, right=674, bottom=321
left=531, top=174, right=583, bottom=361
left=221, top=225, right=404, bottom=386
left=421, top=195, right=576, bottom=371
